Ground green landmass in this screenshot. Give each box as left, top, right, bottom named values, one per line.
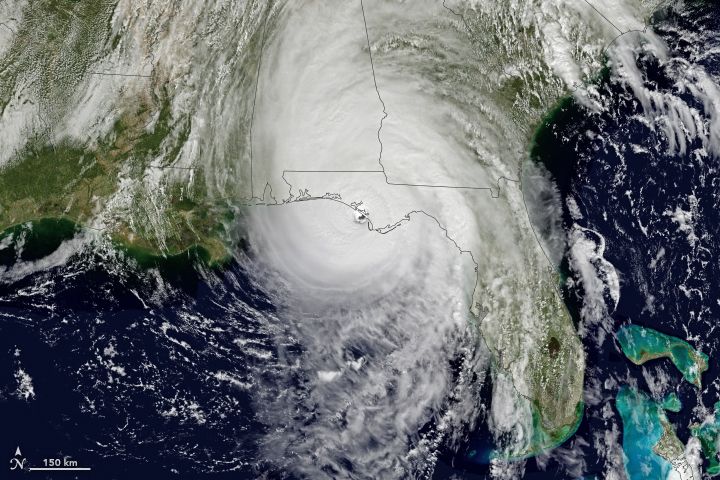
left=617, top=324, right=709, bottom=388
left=0, top=0, right=230, bottom=266
left=528, top=293, right=585, bottom=440
left=515, top=74, right=597, bottom=459
left=0, top=91, right=229, bottom=264
left=525, top=41, right=701, bottom=479
left=501, top=400, right=584, bottom=461
left=0, top=0, right=117, bottom=117
left=530, top=402, right=585, bottom=456
left=484, top=276, right=585, bottom=459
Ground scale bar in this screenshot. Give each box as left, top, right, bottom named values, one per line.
left=29, top=467, right=91, bottom=471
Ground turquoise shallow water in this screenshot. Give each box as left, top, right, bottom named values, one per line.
left=617, top=325, right=708, bottom=387
left=691, top=402, right=720, bottom=476
left=616, top=387, right=674, bottom=480
left=661, top=393, right=682, bottom=413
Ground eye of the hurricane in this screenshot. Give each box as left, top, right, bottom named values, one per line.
left=353, top=210, right=367, bottom=223
left=248, top=199, right=473, bottom=304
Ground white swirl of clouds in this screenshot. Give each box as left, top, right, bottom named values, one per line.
left=238, top=0, right=654, bottom=476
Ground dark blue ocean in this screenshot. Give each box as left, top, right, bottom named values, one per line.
left=0, top=247, right=286, bottom=479
left=522, top=2, right=720, bottom=478
left=445, top=2, right=720, bottom=478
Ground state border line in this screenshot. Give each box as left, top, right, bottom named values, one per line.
left=438, top=0, right=602, bottom=409
left=249, top=5, right=271, bottom=200
left=582, top=0, right=624, bottom=34
left=246, top=0, right=518, bottom=204
left=280, top=169, right=518, bottom=199
left=88, top=71, right=152, bottom=78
